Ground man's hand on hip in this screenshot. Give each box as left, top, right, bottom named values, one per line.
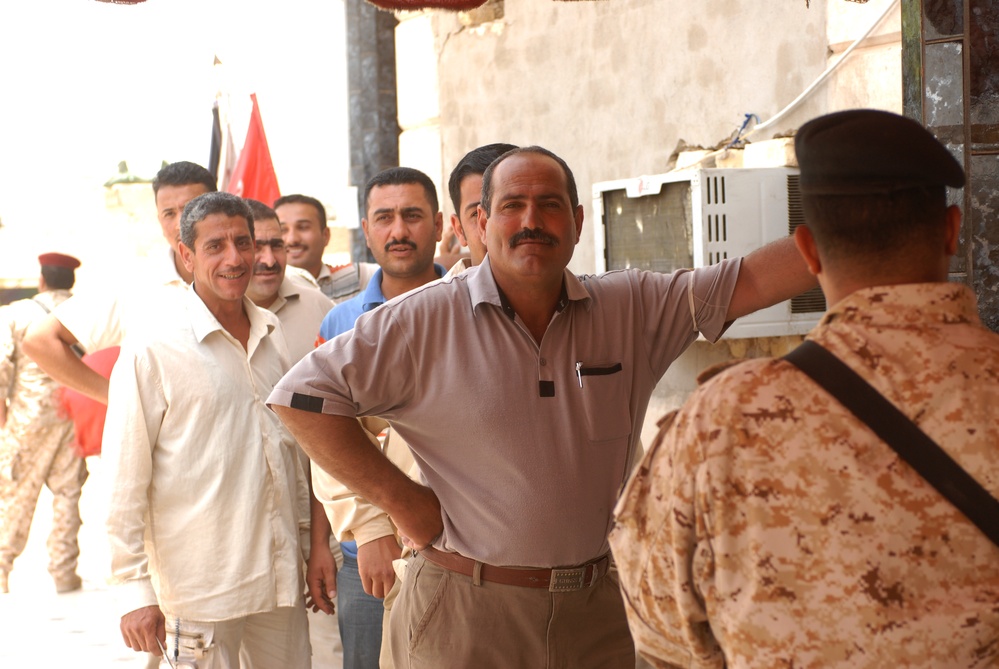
left=120, top=605, right=165, bottom=655
left=393, top=483, right=444, bottom=551
left=357, top=534, right=403, bottom=599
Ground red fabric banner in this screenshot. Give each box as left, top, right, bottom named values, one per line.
left=58, top=347, right=120, bottom=458
left=227, top=93, right=281, bottom=205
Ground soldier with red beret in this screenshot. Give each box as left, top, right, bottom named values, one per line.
left=0, top=252, right=87, bottom=594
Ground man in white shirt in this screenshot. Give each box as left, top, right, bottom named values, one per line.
left=104, top=192, right=309, bottom=668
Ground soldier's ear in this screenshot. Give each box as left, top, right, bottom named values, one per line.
left=793, top=225, right=821, bottom=276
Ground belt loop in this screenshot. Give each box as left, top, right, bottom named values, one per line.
left=472, top=560, right=483, bottom=586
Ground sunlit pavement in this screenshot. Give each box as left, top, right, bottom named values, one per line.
left=0, top=456, right=342, bottom=668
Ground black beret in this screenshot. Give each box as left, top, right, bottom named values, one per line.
left=795, top=109, right=965, bottom=195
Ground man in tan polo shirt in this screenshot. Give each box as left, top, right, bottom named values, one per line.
left=268, top=146, right=817, bottom=668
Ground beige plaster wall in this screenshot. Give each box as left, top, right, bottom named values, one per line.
left=422, top=0, right=900, bottom=273
left=399, top=0, right=903, bottom=424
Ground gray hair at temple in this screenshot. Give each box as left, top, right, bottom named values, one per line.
left=180, top=192, right=255, bottom=249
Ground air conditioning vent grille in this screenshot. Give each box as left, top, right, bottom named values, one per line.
left=785, top=174, right=826, bottom=314
left=787, top=174, right=805, bottom=234
left=594, top=167, right=819, bottom=338
left=792, top=287, right=827, bottom=314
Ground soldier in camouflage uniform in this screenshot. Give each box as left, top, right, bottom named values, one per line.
left=611, top=110, right=999, bottom=668
left=0, top=253, right=88, bottom=594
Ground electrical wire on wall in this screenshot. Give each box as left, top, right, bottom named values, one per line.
left=676, top=0, right=901, bottom=172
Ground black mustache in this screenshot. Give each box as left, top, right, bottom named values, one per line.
left=509, top=228, right=559, bottom=248
left=253, top=262, right=282, bottom=274
left=385, top=240, right=417, bottom=252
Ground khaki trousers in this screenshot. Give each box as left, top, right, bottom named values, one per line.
left=389, top=553, right=635, bottom=669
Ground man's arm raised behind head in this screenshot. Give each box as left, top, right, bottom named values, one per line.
left=726, top=236, right=818, bottom=321
left=23, top=314, right=110, bottom=405
left=271, top=406, right=443, bottom=551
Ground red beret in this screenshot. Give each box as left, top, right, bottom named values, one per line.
left=38, top=253, right=81, bottom=269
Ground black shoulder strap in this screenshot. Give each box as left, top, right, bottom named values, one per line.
left=784, top=340, right=999, bottom=548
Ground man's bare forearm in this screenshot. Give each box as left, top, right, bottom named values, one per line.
left=272, top=406, right=441, bottom=546
left=309, top=469, right=334, bottom=549
left=23, top=315, right=109, bottom=404
left=726, top=236, right=818, bottom=321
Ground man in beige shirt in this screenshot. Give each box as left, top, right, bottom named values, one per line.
left=276, top=193, right=377, bottom=304
left=269, top=146, right=816, bottom=667
left=104, top=192, right=309, bottom=667
left=245, top=199, right=333, bottom=361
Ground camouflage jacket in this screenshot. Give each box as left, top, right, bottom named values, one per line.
left=0, top=290, right=74, bottom=472
left=611, top=283, right=999, bottom=669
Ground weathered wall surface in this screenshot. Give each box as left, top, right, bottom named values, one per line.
left=394, top=0, right=904, bottom=424
left=423, top=0, right=900, bottom=274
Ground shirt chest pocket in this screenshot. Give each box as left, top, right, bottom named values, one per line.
left=575, top=361, right=632, bottom=442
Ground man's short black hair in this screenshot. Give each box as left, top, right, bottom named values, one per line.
left=273, top=194, right=328, bottom=231
left=447, top=143, right=518, bottom=215
left=480, top=146, right=579, bottom=216
left=363, top=167, right=439, bottom=217
left=180, top=192, right=254, bottom=249
left=40, top=266, right=75, bottom=290
left=152, top=162, right=218, bottom=197
left=804, top=187, right=948, bottom=265
left=245, top=199, right=278, bottom=224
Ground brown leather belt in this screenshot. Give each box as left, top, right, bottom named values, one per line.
left=419, top=546, right=610, bottom=592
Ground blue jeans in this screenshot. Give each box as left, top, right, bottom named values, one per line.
left=338, top=551, right=384, bottom=669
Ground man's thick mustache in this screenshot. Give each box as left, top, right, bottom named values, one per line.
left=509, top=228, right=559, bottom=248
left=253, top=262, right=282, bottom=275
left=385, top=240, right=417, bottom=252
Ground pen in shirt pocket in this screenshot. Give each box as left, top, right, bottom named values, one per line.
left=575, top=361, right=624, bottom=388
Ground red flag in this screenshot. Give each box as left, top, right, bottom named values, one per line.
left=58, top=347, right=121, bottom=458
left=228, top=93, right=280, bottom=204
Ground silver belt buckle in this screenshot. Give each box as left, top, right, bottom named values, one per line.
left=549, top=566, right=586, bottom=592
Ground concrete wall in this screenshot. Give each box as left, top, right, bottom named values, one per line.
left=422, top=0, right=900, bottom=274
left=395, top=0, right=903, bottom=433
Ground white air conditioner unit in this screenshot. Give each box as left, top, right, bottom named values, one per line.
left=592, top=167, right=825, bottom=339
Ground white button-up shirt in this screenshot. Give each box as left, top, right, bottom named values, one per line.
left=103, top=286, right=306, bottom=621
